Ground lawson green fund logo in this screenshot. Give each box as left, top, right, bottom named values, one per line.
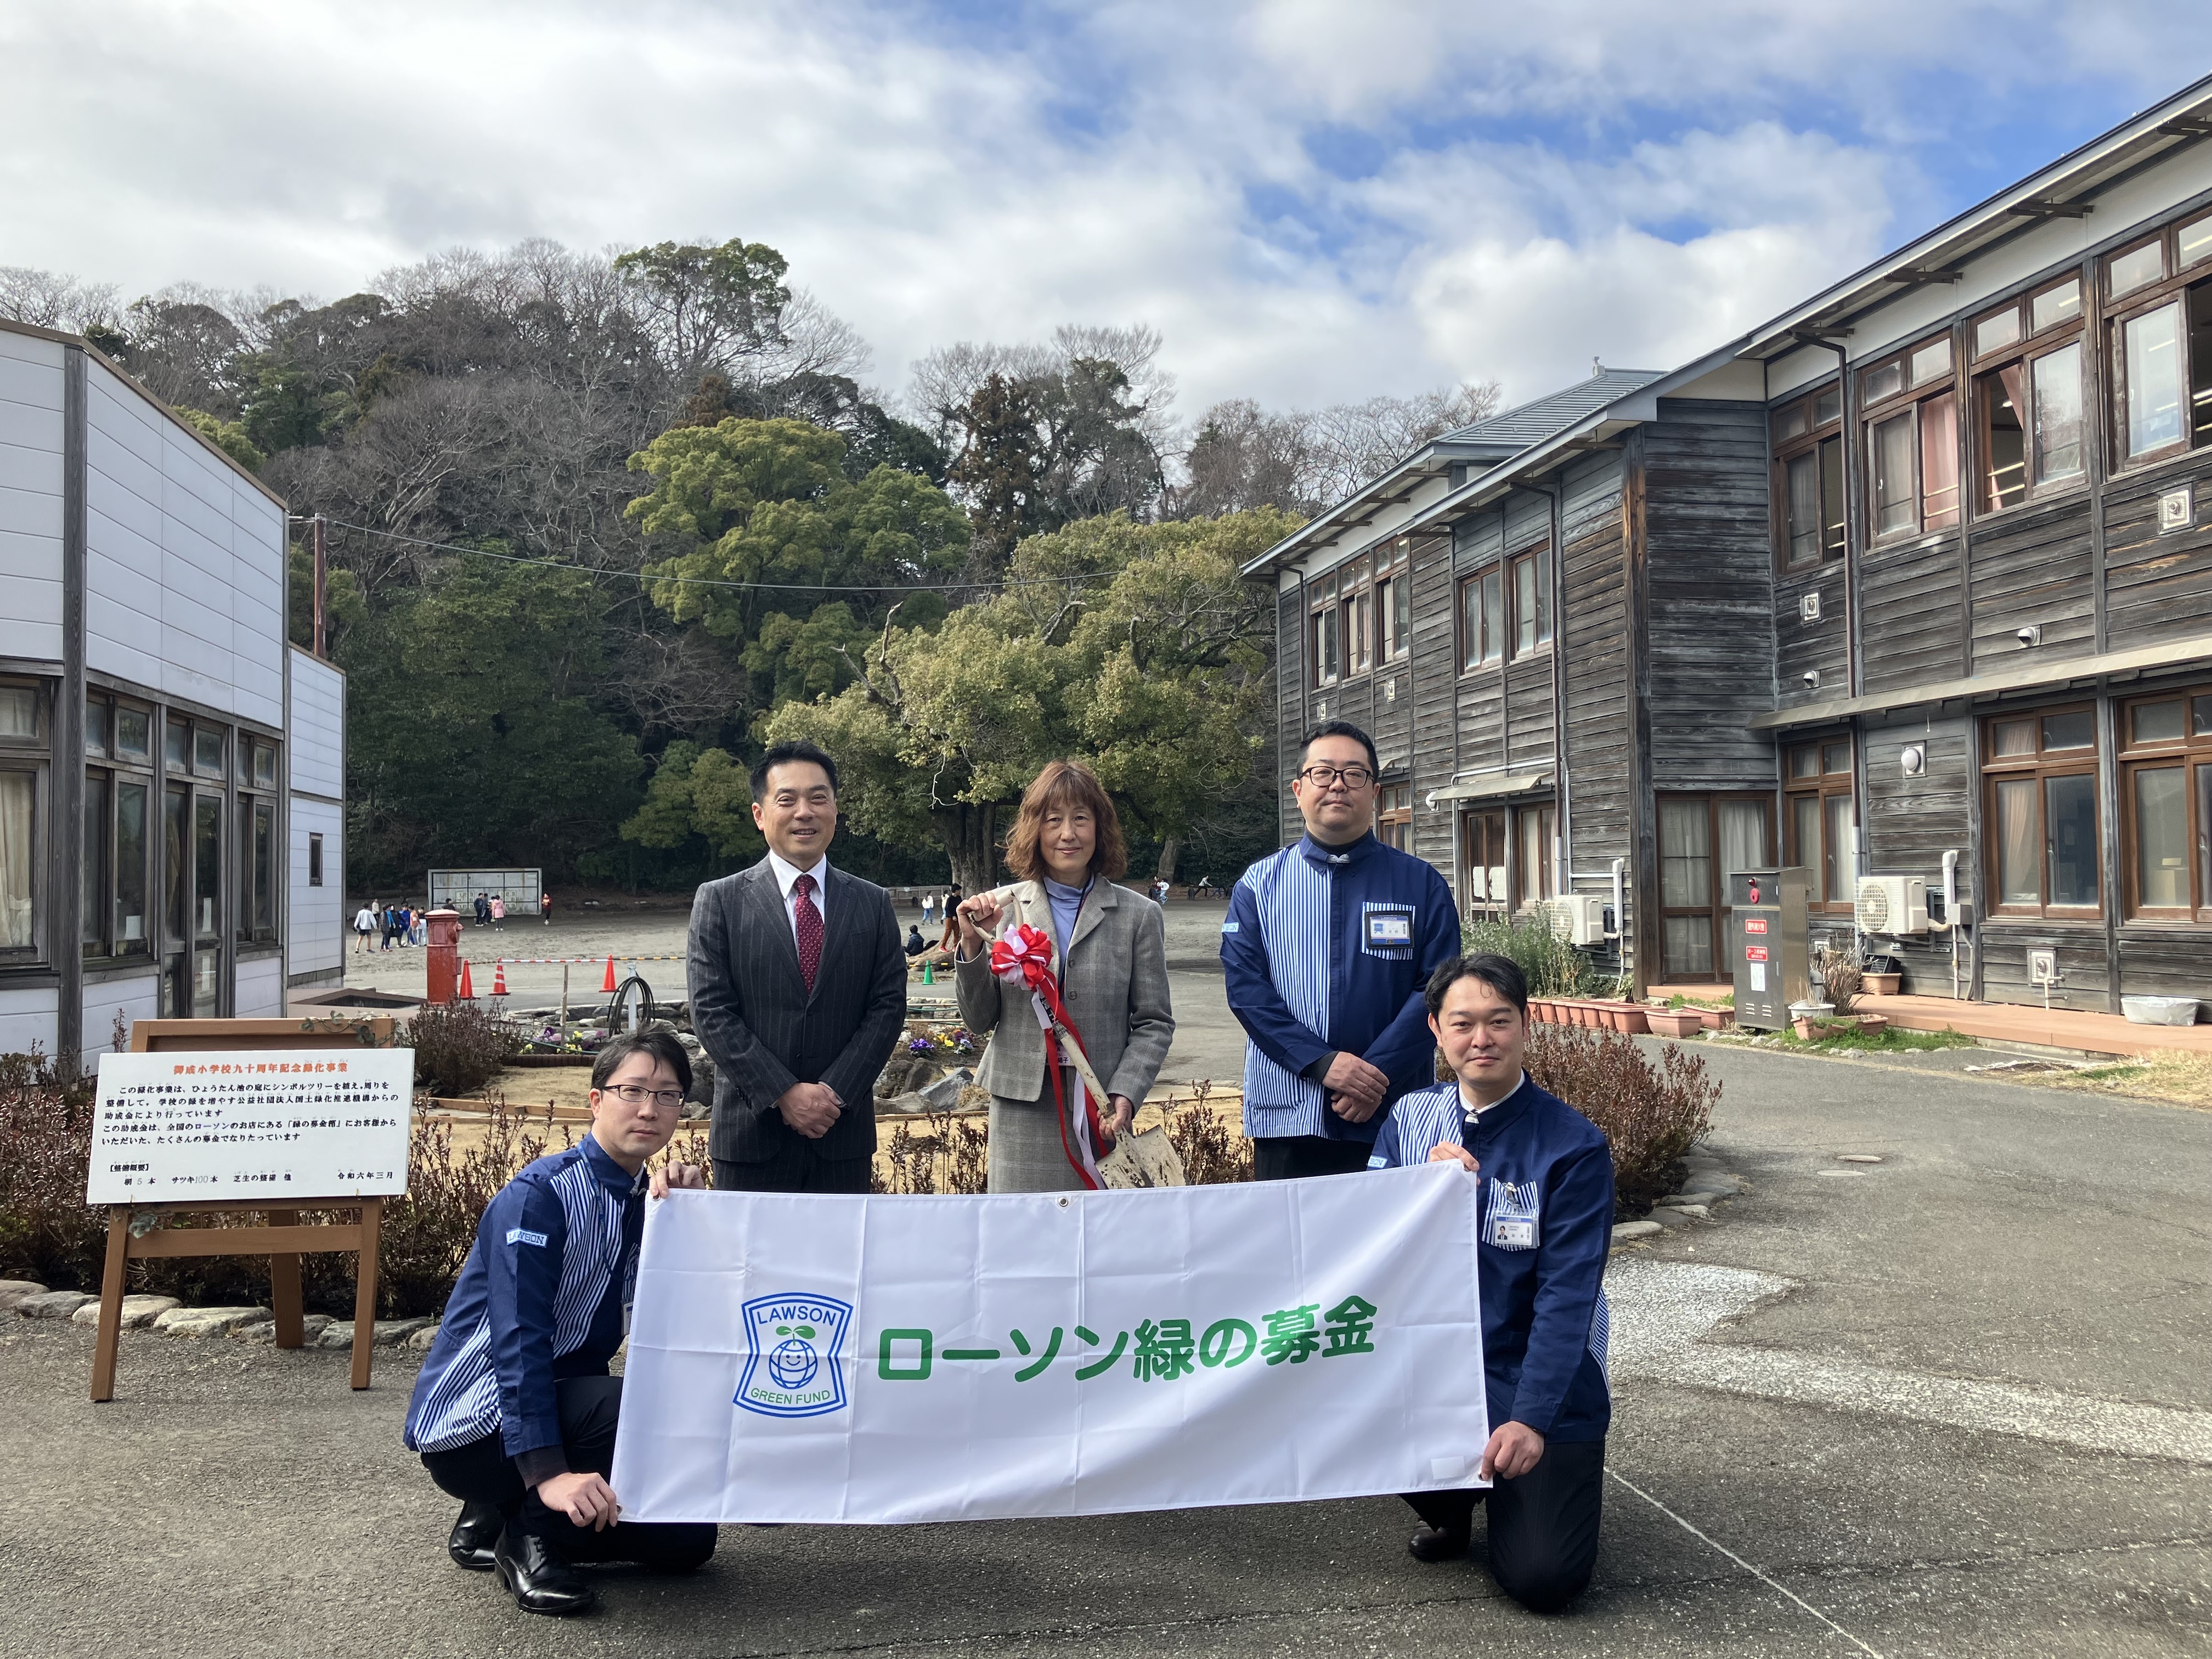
left=736, top=1294, right=853, bottom=1418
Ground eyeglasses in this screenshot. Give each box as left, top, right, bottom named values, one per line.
left=603, top=1084, right=686, bottom=1109
left=1298, top=765, right=1375, bottom=789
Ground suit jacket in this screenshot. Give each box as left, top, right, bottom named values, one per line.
left=688, top=857, right=906, bottom=1165
left=953, top=880, right=1175, bottom=1105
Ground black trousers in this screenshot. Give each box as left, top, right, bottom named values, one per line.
left=714, top=1148, right=874, bottom=1193
left=420, top=1375, right=716, bottom=1569
left=1252, top=1135, right=1374, bottom=1181
left=1404, top=1436, right=1604, bottom=1613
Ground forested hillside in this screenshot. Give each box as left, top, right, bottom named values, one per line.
left=0, top=244, right=1496, bottom=894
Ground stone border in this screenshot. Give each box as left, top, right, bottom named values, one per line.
left=1610, top=1150, right=1745, bottom=1248
left=0, top=1280, right=442, bottom=1351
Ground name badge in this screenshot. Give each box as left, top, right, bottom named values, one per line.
left=1488, top=1216, right=1537, bottom=1249
left=1367, top=912, right=1411, bottom=945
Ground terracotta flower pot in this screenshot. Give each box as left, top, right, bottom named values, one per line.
left=1854, top=1013, right=1888, bottom=1034
left=1697, top=1007, right=1736, bottom=1031
left=1616, top=1004, right=1650, bottom=1034
left=1646, top=1009, right=1705, bottom=1038
left=1863, top=972, right=1902, bottom=996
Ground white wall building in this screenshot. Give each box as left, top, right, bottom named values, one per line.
left=0, top=318, right=347, bottom=1060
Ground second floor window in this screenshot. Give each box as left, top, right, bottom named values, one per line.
left=1773, top=382, right=1844, bottom=568
left=1861, top=336, right=1962, bottom=541
left=2107, top=213, right=2212, bottom=467
left=1458, top=565, right=1503, bottom=672
left=1509, top=545, right=1553, bottom=658
left=1375, top=540, right=1411, bottom=662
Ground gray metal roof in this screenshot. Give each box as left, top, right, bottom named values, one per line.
left=1441, top=368, right=1667, bottom=453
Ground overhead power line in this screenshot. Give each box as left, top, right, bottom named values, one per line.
left=312, top=518, right=1111, bottom=596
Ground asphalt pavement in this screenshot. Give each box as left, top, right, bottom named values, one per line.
left=5, top=1037, right=2209, bottom=1656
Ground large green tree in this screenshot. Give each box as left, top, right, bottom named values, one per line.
left=761, top=508, right=1297, bottom=892
left=625, top=416, right=969, bottom=713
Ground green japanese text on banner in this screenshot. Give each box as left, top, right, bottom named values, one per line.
left=609, top=1164, right=1489, bottom=1524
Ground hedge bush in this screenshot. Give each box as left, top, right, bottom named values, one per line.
left=1461, top=913, right=1606, bottom=999
left=1525, top=1023, right=1718, bottom=1213
left=404, top=1002, right=526, bottom=1097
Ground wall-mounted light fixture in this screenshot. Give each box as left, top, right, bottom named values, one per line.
left=1802, top=669, right=1821, bottom=690
left=2016, top=624, right=2042, bottom=648
left=1900, top=743, right=1926, bottom=777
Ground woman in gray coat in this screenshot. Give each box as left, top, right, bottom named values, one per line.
left=953, top=760, right=1175, bottom=1192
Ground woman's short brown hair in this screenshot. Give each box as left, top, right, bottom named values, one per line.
left=1003, top=760, right=1128, bottom=883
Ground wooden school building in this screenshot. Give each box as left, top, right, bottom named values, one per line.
left=1248, top=76, right=2212, bottom=1013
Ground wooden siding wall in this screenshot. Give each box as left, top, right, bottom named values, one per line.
left=1408, top=530, right=1458, bottom=877
left=1275, top=583, right=1303, bottom=848
left=1644, top=400, right=1775, bottom=789
left=1969, top=496, right=2096, bottom=670
left=1856, top=711, right=1974, bottom=994
left=1558, top=454, right=1634, bottom=973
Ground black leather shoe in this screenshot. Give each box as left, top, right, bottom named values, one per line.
left=448, top=1501, right=504, bottom=1570
left=494, top=1529, right=597, bottom=1616
left=1408, top=1525, right=1470, bottom=1563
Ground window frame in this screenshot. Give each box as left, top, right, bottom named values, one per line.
left=308, top=831, right=324, bottom=888
left=1455, top=563, right=1504, bottom=674
left=1460, top=806, right=1509, bottom=919
left=2104, top=212, right=2212, bottom=472
left=1782, top=736, right=1858, bottom=913
left=1657, top=791, right=1777, bottom=982
left=1309, top=568, right=1341, bottom=687
left=1374, top=541, right=1412, bottom=663
left=2117, top=685, right=2212, bottom=922
left=82, top=690, right=157, bottom=963
left=1376, top=783, right=1413, bottom=854
left=1507, top=542, right=1554, bottom=661
left=1770, top=381, right=1845, bottom=572
left=1980, top=702, right=2102, bottom=921
left=1512, top=802, right=1558, bottom=910
left=0, top=677, right=50, bottom=966
left=1965, top=288, right=2087, bottom=515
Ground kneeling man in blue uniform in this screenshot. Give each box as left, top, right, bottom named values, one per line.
left=404, top=1029, right=718, bottom=1615
left=1367, top=953, right=1613, bottom=1612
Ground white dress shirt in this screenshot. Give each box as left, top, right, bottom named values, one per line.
left=766, top=850, right=831, bottom=949
left=1460, top=1068, right=1528, bottom=1126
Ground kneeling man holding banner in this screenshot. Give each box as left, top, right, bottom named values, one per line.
left=404, top=1030, right=718, bottom=1615
left=1367, top=953, right=1614, bottom=1612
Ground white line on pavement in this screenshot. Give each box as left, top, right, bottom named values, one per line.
left=1607, top=1260, right=2212, bottom=1466
left=1606, top=1468, right=1885, bottom=1657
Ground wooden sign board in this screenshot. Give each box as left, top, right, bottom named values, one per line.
left=88, top=1017, right=412, bottom=1403
left=89, top=1048, right=412, bottom=1205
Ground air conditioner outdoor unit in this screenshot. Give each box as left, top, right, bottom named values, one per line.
left=1855, top=875, right=1930, bottom=935
left=1537, top=894, right=1610, bottom=947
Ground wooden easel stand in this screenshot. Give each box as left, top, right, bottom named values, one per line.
left=91, top=1197, right=383, bottom=1401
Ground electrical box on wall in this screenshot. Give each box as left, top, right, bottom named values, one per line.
left=2160, top=485, right=2193, bottom=533
left=1799, top=591, right=1821, bottom=623
left=2028, top=948, right=2058, bottom=986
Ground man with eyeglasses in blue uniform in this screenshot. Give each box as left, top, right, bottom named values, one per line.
left=403, top=1028, right=718, bottom=1615
left=1221, top=720, right=1460, bottom=1180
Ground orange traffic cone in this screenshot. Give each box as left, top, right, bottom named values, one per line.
left=492, top=960, right=509, bottom=997
left=457, top=959, right=476, bottom=1000
left=601, top=955, right=617, bottom=994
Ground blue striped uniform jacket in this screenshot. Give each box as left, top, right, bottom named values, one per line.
left=404, top=1135, right=643, bottom=1469
left=1221, top=831, right=1459, bottom=1143
left=1369, top=1075, right=1614, bottom=1442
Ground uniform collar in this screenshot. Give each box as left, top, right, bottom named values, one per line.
left=1460, top=1070, right=1531, bottom=1132
left=580, top=1132, right=647, bottom=1196
left=1297, top=830, right=1378, bottom=868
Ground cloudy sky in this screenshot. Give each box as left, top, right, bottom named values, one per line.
left=5, top=2, right=2210, bottom=415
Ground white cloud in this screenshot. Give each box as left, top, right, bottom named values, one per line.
left=0, top=0, right=2200, bottom=419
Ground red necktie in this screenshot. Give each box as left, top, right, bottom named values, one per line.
left=793, top=872, right=823, bottom=993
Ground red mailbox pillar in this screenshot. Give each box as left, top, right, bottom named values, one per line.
left=425, top=910, right=464, bottom=1006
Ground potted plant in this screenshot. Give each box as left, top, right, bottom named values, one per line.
left=1861, top=951, right=1903, bottom=996
left=1696, top=1005, right=1736, bottom=1031
left=1790, top=1000, right=1838, bottom=1040
left=1646, top=1007, right=1706, bottom=1038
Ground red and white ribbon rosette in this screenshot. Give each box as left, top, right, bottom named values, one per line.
left=989, top=921, right=1111, bottom=1190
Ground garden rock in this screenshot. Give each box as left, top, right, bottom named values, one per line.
left=232, top=1314, right=332, bottom=1344
left=0, top=1280, right=49, bottom=1314
left=374, top=1318, right=433, bottom=1347
left=1658, top=1191, right=1724, bottom=1208
left=16, top=1290, right=94, bottom=1319
left=71, top=1295, right=178, bottom=1330
left=405, top=1323, right=442, bottom=1352
left=1657, top=1202, right=1712, bottom=1219
left=1611, top=1221, right=1663, bottom=1243
left=155, top=1305, right=270, bottom=1338
left=1643, top=1206, right=1696, bottom=1228
left=311, top=1323, right=358, bottom=1349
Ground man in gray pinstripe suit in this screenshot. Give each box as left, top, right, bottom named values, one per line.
left=687, top=740, right=907, bottom=1193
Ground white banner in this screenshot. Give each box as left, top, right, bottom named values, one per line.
left=611, top=1165, right=1488, bottom=1525
left=87, top=1048, right=414, bottom=1204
